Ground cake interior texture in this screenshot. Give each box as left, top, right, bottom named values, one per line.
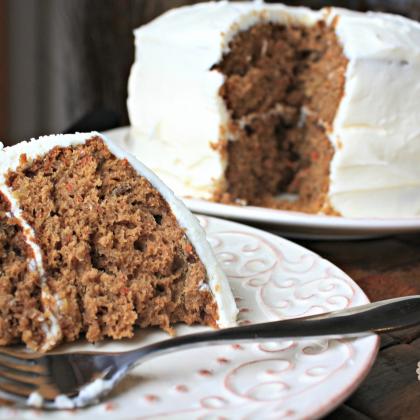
left=215, top=21, right=348, bottom=213
left=0, top=193, right=45, bottom=349
left=2, top=137, right=217, bottom=350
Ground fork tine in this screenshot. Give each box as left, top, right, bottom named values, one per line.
left=0, top=347, right=42, bottom=362
left=0, top=375, right=37, bottom=398
left=0, top=349, right=45, bottom=374
left=0, top=366, right=50, bottom=386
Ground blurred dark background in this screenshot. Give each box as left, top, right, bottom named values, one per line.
left=0, top=0, right=419, bottom=145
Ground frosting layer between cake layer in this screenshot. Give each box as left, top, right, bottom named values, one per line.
left=127, top=1, right=420, bottom=218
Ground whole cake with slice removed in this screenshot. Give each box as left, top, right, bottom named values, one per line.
left=0, top=132, right=237, bottom=352
left=126, top=1, right=420, bottom=218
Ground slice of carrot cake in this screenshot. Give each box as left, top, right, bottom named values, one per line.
left=0, top=132, right=237, bottom=352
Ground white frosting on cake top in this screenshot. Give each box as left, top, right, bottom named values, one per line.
left=126, top=1, right=420, bottom=218
left=0, top=132, right=237, bottom=351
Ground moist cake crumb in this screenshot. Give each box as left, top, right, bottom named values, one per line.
left=0, top=192, right=45, bottom=349
left=215, top=22, right=347, bottom=213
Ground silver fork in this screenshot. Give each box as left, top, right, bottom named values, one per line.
left=1, top=295, right=420, bottom=410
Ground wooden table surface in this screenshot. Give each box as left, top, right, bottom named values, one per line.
left=294, top=234, right=420, bottom=420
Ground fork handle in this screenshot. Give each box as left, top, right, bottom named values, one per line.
left=123, top=295, right=420, bottom=366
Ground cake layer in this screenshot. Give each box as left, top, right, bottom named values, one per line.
left=126, top=1, right=420, bottom=218
left=0, top=133, right=237, bottom=351
left=215, top=19, right=344, bottom=212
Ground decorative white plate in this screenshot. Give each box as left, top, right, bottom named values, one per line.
left=103, top=126, right=420, bottom=240
left=1, top=216, right=379, bottom=420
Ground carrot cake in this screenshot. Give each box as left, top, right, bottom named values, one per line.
left=126, top=1, right=420, bottom=218
left=0, top=132, right=237, bottom=352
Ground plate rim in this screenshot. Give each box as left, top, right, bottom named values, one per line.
left=188, top=198, right=420, bottom=231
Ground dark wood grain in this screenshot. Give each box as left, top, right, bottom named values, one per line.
left=325, top=404, right=373, bottom=420
left=345, top=343, right=420, bottom=419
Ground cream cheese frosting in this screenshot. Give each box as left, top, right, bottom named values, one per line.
left=0, top=132, right=238, bottom=351
left=126, top=1, right=420, bottom=218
